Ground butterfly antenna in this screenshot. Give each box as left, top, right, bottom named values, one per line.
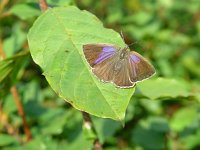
left=128, top=41, right=139, bottom=47
left=120, top=30, right=125, bottom=41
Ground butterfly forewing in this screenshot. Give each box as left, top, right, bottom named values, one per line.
left=83, top=44, right=118, bottom=82
left=83, top=44, right=116, bottom=67
left=92, top=53, right=118, bottom=82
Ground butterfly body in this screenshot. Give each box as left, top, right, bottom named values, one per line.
left=83, top=44, right=155, bottom=88
left=119, top=48, right=129, bottom=59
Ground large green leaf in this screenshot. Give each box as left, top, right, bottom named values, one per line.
left=27, top=6, right=135, bottom=121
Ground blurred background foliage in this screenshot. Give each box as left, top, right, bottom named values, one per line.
left=0, top=0, right=200, bottom=150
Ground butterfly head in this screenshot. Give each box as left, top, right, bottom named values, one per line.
left=119, top=45, right=129, bottom=59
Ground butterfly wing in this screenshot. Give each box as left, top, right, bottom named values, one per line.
left=83, top=44, right=116, bottom=67
left=112, top=58, right=134, bottom=87
left=92, top=54, right=118, bottom=82
left=128, top=51, right=155, bottom=83
left=93, top=52, right=134, bottom=87
left=83, top=44, right=118, bottom=82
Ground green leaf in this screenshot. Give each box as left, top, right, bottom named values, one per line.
left=0, top=60, right=13, bottom=82
left=125, top=99, right=136, bottom=122
left=170, top=107, right=199, bottom=132
left=2, top=94, right=17, bottom=114
left=3, top=23, right=27, bottom=57
left=139, top=99, right=162, bottom=114
left=47, top=0, right=74, bottom=6
left=0, top=50, right=29, bottom=97
left=131, top=123, right=165, bottom=149
left=27, top=6, right=135, bottom=121
left=0, top=134, right=17, bottom=146
left=1, top=146, right=21, bottom=150
left=40, top=108, right=68, bottom=135
left=67, top=132, right=93, bottom=150
left=180, top=129, right=200, bottom=149
left=147, top=117, right=170, bottom=133
left=137, top=77, right=191, bottom=100
left=93, top=117, right=121, bottom=143
left=21, top=136, right=57, bottom=150
left=132, top=11, right=153, bottom=26
left=131, top=117, right=169, bottom=149
left=195, top=93, right=200, bottom=103
left=82, top=123, right=97, bottom=141
left=0, top=51, right=29, bottom=83
left=10, top=3, right=41, bottom=20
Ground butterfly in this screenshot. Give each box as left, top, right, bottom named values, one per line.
left=83, top=43, right=155, bottom=88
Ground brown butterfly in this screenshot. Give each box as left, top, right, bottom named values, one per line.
left=83, top=44, right=155, bottom=88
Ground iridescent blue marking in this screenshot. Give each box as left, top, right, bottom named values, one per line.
left=102, top=46, right=116, bottom=53
left=130, top=54, right=140, bottom=63
left=94, top=46, right=116, bottom=64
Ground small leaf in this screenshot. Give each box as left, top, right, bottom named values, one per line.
left=3, top=24, right=27, bottom=57
left=0, top=51, right=29, bottom=83
left=28, top=6, right=135, bottom=121
left=0, top=134, right=17, bottom=146
left=47, top=0, right=74, bottom=6
left=93, top=117, right=121, bottom=143
left=180, top=129, right=200, bottom=150
left=21, top=136, right=56, bottom=150
left=0, top=51, right=29, bottom=97
left=170, top=107, right=198, bottom=132
left=40, top=109, right=68, bottom=135
left=137, top=77, right=191, bottom=100
left=0, top=60, right=13, bottom=82
left=10, top=3, right=40, bottom=20
left=67, top=132, right=93, bottom=150
left=132, top=123, right=165, bottom=149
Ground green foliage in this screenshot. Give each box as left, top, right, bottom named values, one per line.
left=10, top=3, right=41, bottom=20
left=0, top=0, right=200, bottom=150
left=0, top=51, right=29, bottom=97
left=0, top=134, right=17, bottom=146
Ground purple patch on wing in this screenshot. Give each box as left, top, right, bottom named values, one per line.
left=102, top=46, right=116, bottom=53
left=94, top=46, right=116, bottom=64
left=130, top=54, right=140, bottom=63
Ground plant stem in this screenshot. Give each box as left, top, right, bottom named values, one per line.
left=0, top=0, right=9, bottom=13
left=10, top=87, right=32, bottom=141
left=0, top=38, right=6, bottom=59
left=94, top=139, right=103, bottom=150
left=0, top=38, right=32, bottom=141
left=82, top=112, right=103, bottom=150
left=39, top=0, right=48, bottom=12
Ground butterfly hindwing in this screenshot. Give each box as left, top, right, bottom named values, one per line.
left=112, top=58, right=134, bottom=87
left=128, top=51, right=155, bottom=83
